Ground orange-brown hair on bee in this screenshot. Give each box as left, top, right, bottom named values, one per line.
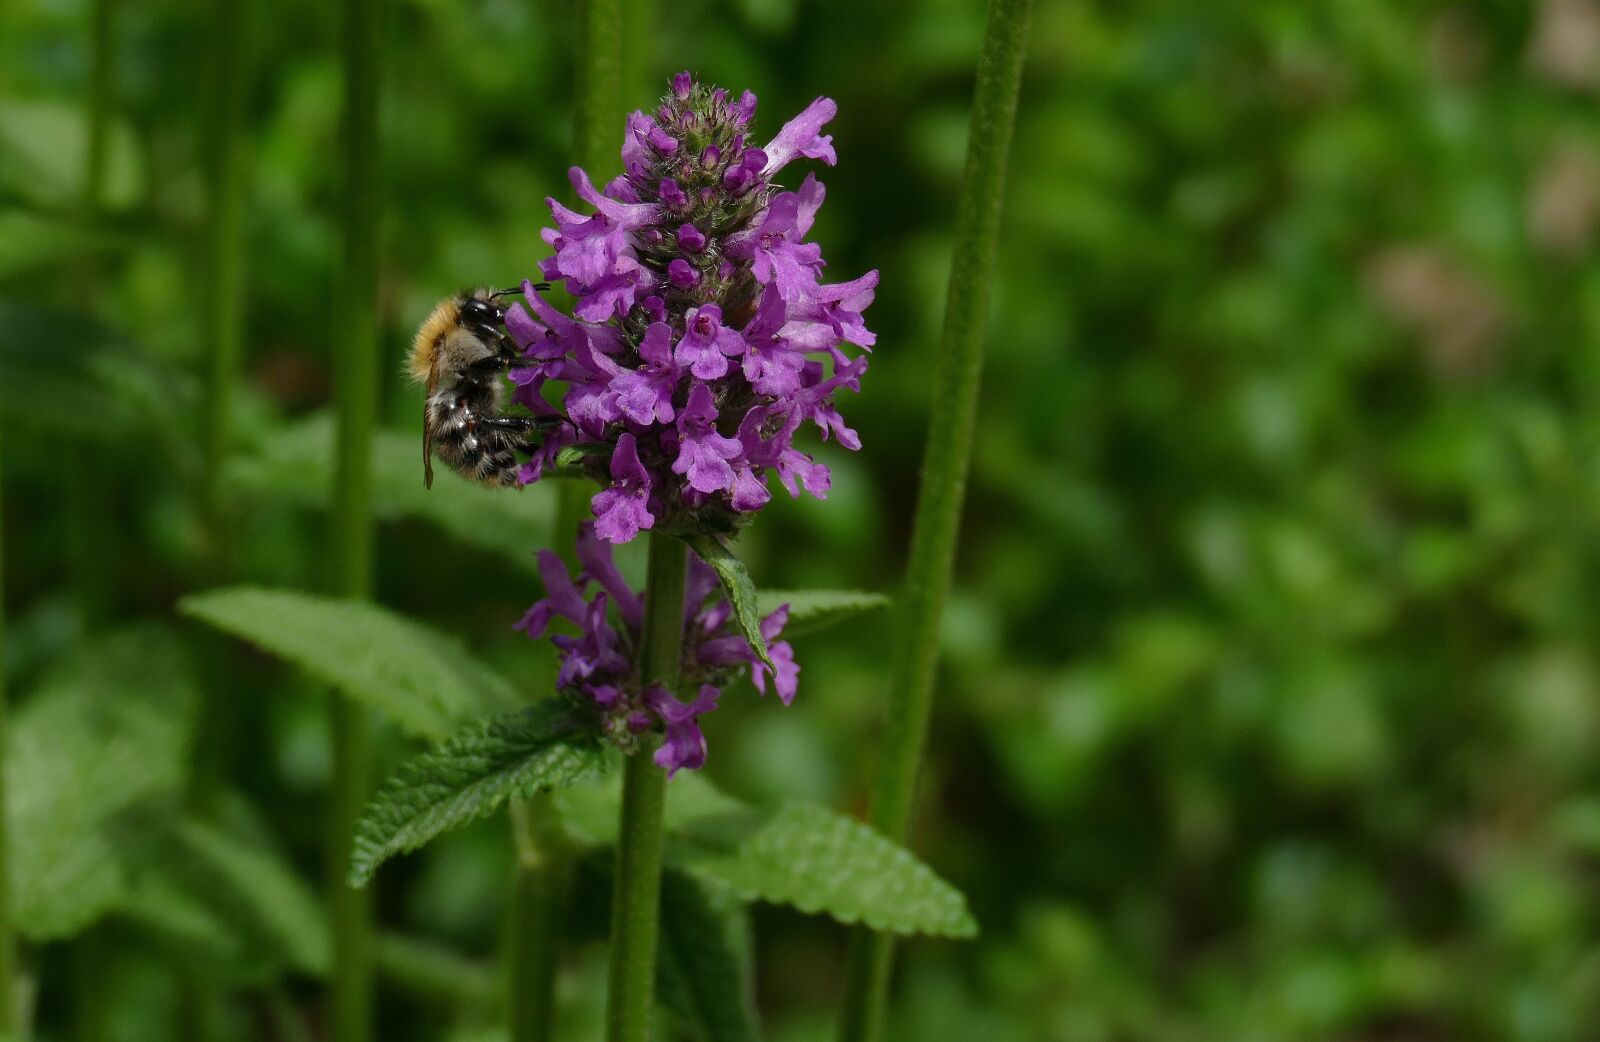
left=408, top=294, right=466, bottom=384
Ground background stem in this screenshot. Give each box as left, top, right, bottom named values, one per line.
left=501, top=1, right=629, bottom=1032
left=604, top=533, right=683, bottom=1042
left=0, top=416, right=14, bottom=1033
left=501, top=0, right=627, bottom=1025
left=329, top=0, right=383, bottom=1038
left=199, top=0, right=250, bottom=564
left=505, top=794, right=568, bottom=1042
left=85, top=0, right=115, bottom=215
left=836, top=0, right=1033, bottom=1039
left=575, top=0, right=623, bottom=177
left=68, top=0, right=118, bottom=629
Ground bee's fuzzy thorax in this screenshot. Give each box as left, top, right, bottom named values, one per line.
left=408, top=296, right=463, bottom=383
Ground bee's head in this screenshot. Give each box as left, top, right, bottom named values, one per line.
left=458, top=295, right=503, bottom=327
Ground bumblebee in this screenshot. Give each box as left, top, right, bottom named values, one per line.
left=407, top=287, right=553, bottom=489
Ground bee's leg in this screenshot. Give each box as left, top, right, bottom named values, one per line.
left=467, top=353, right=515, bottom=376
left=476, top=415, right=559, bottom=435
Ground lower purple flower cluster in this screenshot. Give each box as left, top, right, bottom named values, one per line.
left=515, top=524, right=797, bottom=776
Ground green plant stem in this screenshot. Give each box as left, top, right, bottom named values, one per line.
left=500, top=5, right=628, bottom=1031
left=576, top=0, right=623, bottom=176
left=86, top=0, right=115, bottom=214
left=187, top=0, right=251, bottom=841
left=70, top=0, right=118, bottom=629
left=605, top=534, right=682, bottom=1042
left=837, top=0, right=1032, bottom=1039
left=621, top=0, right=655, bottom=107
left=0, top=425, right=13, bottom=1033
left=506, top=794, right=569, bottom=1042
left=199, top=0, right=250, bottom=560
left=329, top=0, right=383, bottom=1039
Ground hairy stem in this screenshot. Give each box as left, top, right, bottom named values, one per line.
left=837, top=0, right=1033, bottom=1039
left=605, top=533, right=682, bottom=1042
left=506, top=794, right=569, bottom=1042
left=329, top=0, right=383, bottom=1038
left=575, top=0, right=623, bottom=176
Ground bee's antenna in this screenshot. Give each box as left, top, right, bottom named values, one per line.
left=491, top=283, right=550, bottom=299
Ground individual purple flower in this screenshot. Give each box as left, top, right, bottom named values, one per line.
left=610, top=322, right=680, bottom=426
left=591, top=433, right=655, bottom=543
left=513, top=550, right=588, bottom=639
left=787, top=270, right=879, bottom=350
left=727, top=174, right=826, bottom=303
left=761, top=96, right=838, bottom=176
left=577, top=527, right=643, bottom=630
left=648, top=685, right=719, bottom=777
left=674, top=304, right=744, bottom=380
left=673, top=385, right=741, bottom=494
left=739, top=285, right=808, bottom=396
left=748, top=606, right=799, bottom=704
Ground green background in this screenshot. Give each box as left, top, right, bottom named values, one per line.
left=6, top=0, right=1600, bottom=1039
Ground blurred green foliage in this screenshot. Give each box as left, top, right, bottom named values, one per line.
left=6, top=0, right=1600, bottom=1039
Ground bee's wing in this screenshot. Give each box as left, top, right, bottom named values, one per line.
left=423, top=360, right=439, bottom=489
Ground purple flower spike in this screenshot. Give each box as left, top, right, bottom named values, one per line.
left=592, top=433, right=655, bottom=543
left=507, top=74, right=871, bottom=540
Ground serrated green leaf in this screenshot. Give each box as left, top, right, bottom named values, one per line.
left=8, top=627, right=198, bottom=940
left=657, top=867, right=761, bottom=1042
left=350, top=702, right=605, bottom=886
left=755, top=589, right=890, bottom=639
left=675, top=803, right=977, bottom=938
left=554, top=772, right=975, bottom=938
left=681, top=532, right=774, bottom=672
left=224, top=411, right=553, bottom=569
left=180, top=586, right=517, bottom=740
